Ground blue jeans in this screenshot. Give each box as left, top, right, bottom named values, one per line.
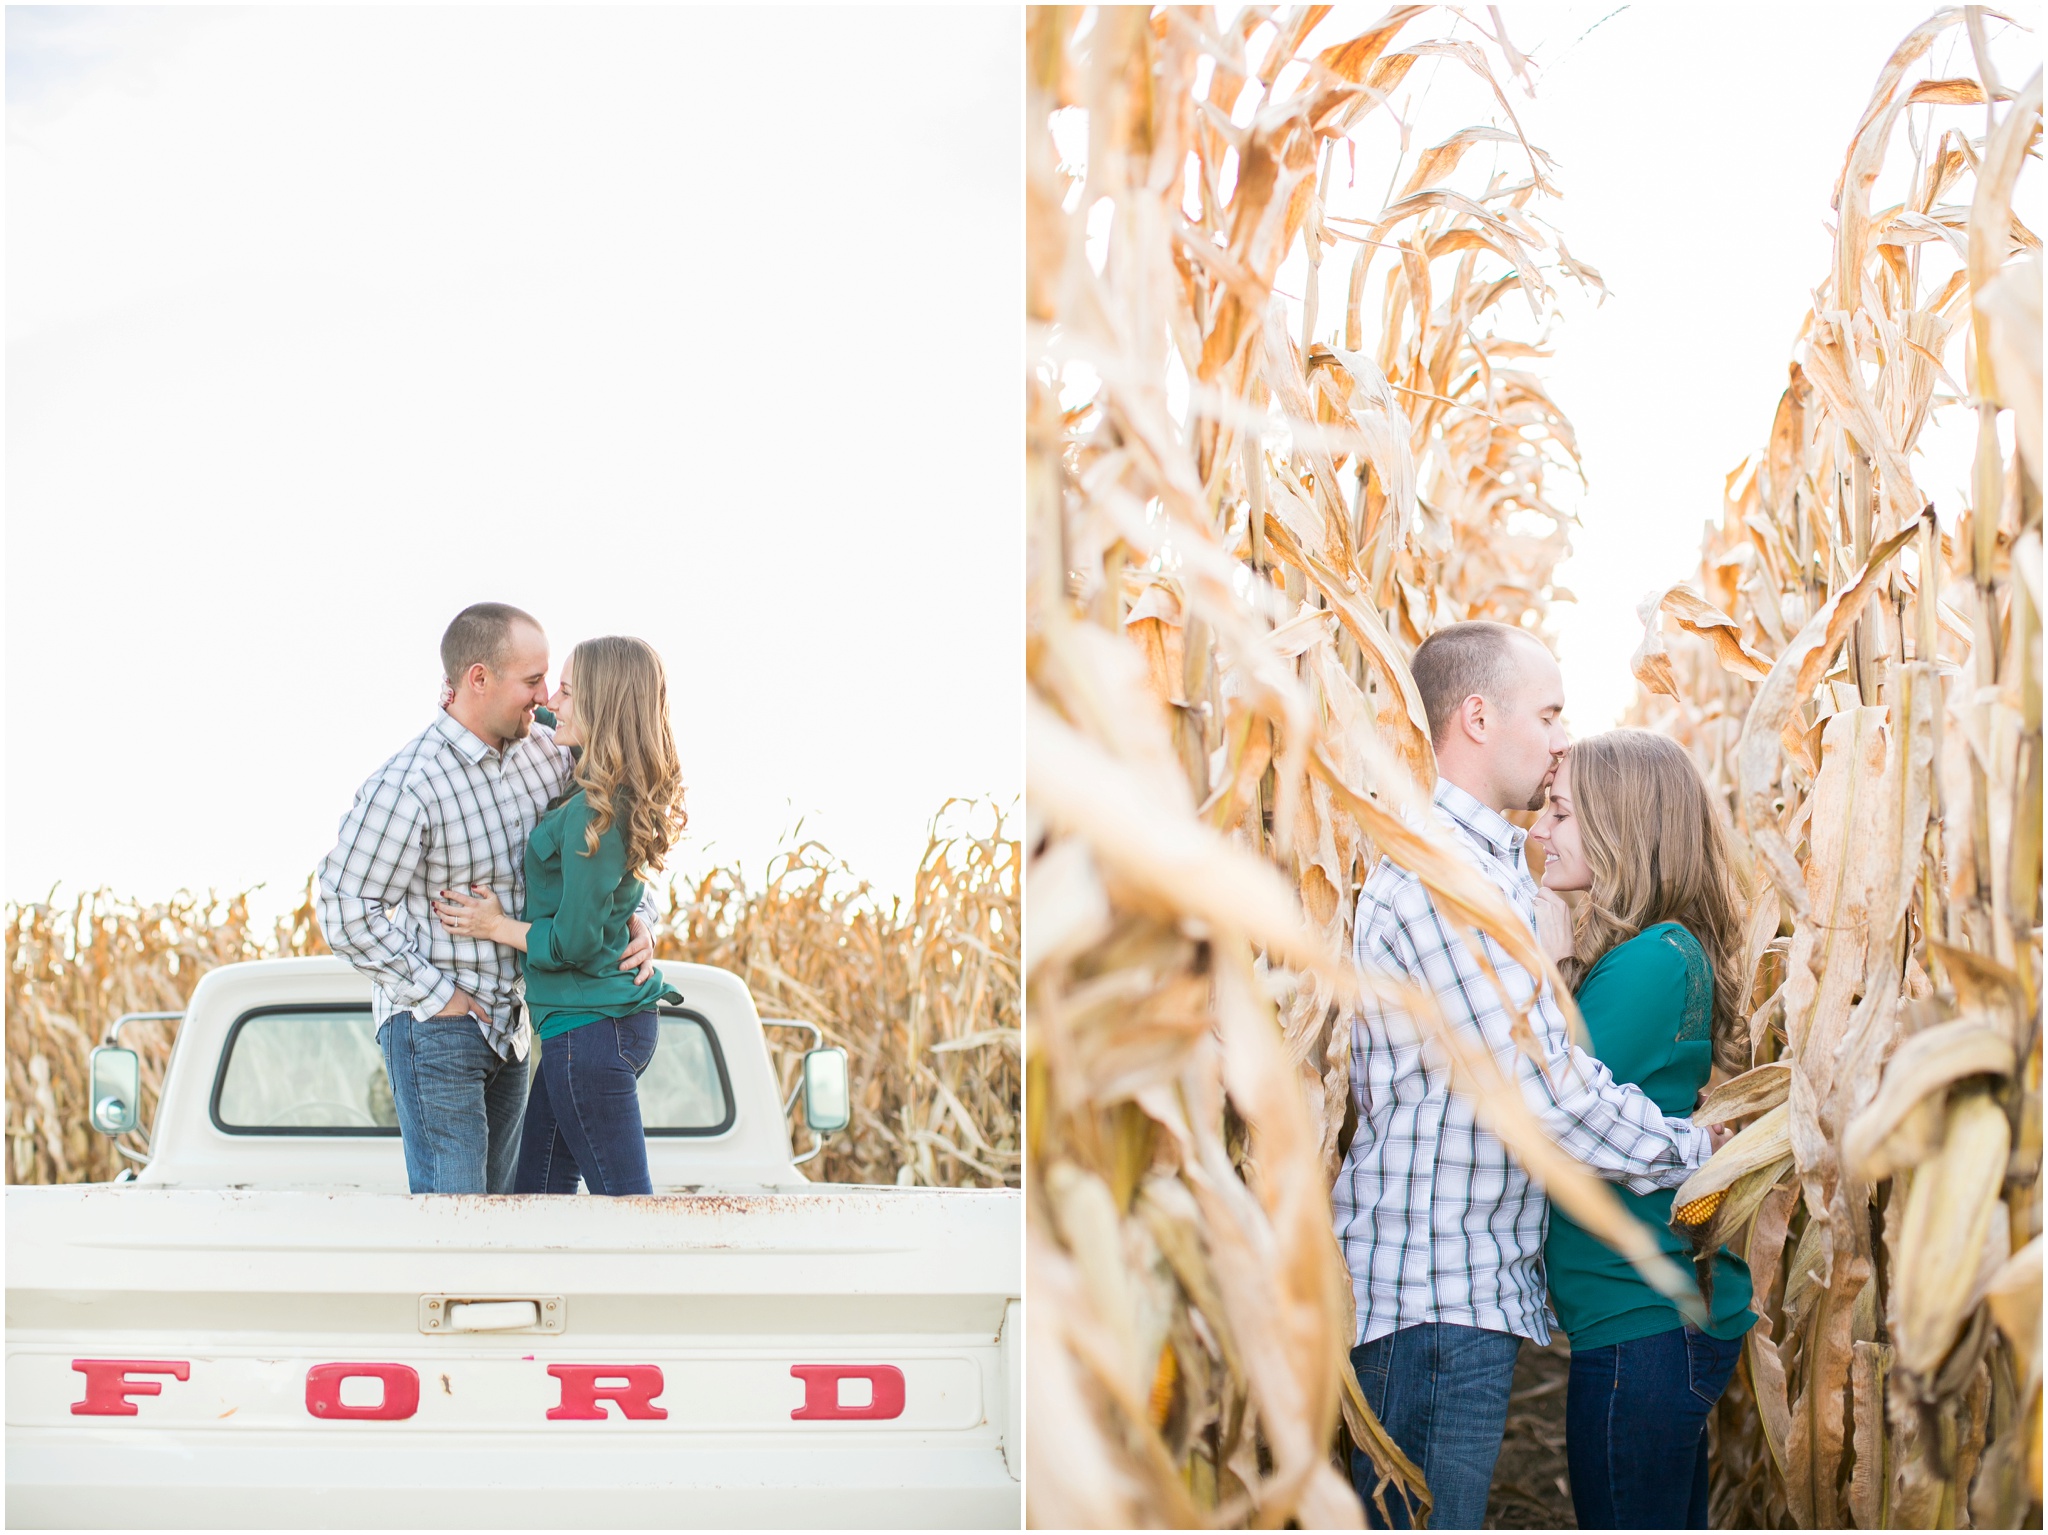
left=377, top=1011, right=528, bottom=1194
left=1349, top=1323, right=1521, bottom=1529
left=1565, top=1324, right=1746, bottom=1528
left=514, top=1013, right=658, bottom=1195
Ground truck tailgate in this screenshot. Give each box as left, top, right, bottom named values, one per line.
left=6, top=1185, right=1020, bottom=1530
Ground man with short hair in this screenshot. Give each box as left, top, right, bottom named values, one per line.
left=1335, top=620, right=1715, bottom=1529
left=317, top=602, right=656, bottom=1194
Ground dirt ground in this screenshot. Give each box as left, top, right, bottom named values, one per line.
left=1485, top=1334, right=1576, bottom=1530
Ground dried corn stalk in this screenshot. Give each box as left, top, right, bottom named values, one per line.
left=653, top=802, right=1020, bottom=1189
left=1630, top=12, right=2041, bottom=1526
left=1027, top=6, right=1687, bottom=1525
left=3, top=886, right=304, bottom=1185
left=6, top=804, right=1018, bottom=1193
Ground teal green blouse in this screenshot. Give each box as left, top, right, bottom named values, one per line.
left=1544, top=922, right=1757, bottom=1350
left=521, top=787, right=667, bottom=1040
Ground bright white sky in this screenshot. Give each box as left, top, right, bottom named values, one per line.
left=10, top=5, right=2039, bottom=921
left=7, top=7, right=1021, bottom=923
left=1502, top=3, right=2040, bottom=730
left=1278, top=2, right=2041, bottom=731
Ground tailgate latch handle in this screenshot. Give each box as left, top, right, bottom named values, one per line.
left=448, top=1300, right=540, bottom=1331
left=419, top=1295, right=565, bottom=1334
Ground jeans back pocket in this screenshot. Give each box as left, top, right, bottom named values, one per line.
left=613, top=1013, right=659, bottom=1074
left=1685, top=1325, right=1739, bottom=1406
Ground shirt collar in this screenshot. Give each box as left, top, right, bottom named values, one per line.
left=432, top=709, right=498, bottom=766
left=1433, top=778, right=1527, bottom=866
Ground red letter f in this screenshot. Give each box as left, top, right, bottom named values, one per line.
left=71, top=1359, right=191, bottom=1416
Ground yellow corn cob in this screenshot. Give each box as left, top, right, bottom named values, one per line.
left=1895, top=1091, right=2013, bottom=1379
left=1672, top=1188, right=1726, bottom=1227
left=1669, top=1102, right=1792, bottom=1220
left=1148, top=1341, right=1177, bottom=1429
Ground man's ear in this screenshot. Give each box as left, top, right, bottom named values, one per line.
left=1458, top=691, right=1488, bottom=743
left=463, top=662, right=489, bottom=695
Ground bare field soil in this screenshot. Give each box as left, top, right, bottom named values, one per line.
left=1487, top=1337, right=1574, bottom=1531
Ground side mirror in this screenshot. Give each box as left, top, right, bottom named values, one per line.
left=89, top=1047, right=141, bottom=1136
left=802, top=1047, right=850, bottom=1134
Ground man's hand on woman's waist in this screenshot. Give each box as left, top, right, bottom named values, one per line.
left=620, top=916, right=655, bottom=984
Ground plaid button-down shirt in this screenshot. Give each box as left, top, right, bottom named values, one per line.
left=1331, top=779, right=1711, bottom=1346
left=318, top=711, right=649, bottom=1059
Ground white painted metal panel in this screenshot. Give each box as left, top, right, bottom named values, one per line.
left=8, top=1186, right=1020, bottom=1527
left=7, top=1437, right=1017, bottom=1529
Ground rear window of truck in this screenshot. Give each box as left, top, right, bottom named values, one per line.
left=211, top=1005, right=736, bottom=1136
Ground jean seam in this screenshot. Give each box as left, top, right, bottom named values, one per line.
left=534, top=1068, right=560, bottom=1192
left=1418, top=1327, right=1441, bottom=1511
left=559, top=1027, right=615, bottom=1195
left=1605, top=1343, right=1622, bottom=1524
left=480, top=1053, right=496, bottom=1188
left=399, top=1017, right=433, bottom=1190
left=1358, top=1345, right=1391, bottom=1422
left=1364, top=1337, right=1406, bottom=1526
left=382, top=1022, right=409, bottom=1186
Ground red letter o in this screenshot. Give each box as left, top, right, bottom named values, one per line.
left=305, top=1363, right=420, bottom=1421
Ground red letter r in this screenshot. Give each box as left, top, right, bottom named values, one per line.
left=546, top=1364, right=668, bottom=1420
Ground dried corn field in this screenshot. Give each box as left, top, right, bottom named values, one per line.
left=5, top=886, right=309, bottom=1186
left=652, top=802, right=1021, bottom=1189
left=1027, top=3, right=2040, bottom=1531
left=1028, top=6, right=1639, bottom=1526
left=6, top=803, right=1019, bottom=1193
left=1630, top=13, right=2042, bottom=1526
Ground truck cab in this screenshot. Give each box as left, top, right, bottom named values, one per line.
left=110, top=956, right=827, bottom=1191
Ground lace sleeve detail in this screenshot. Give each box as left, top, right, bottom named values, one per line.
left=1661, top=926, right=1713, bottom=1042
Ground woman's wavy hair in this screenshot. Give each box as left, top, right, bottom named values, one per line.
left=567, top=636, right=687, bottom=877
left=1558, top=728, right=1749, bottom=1075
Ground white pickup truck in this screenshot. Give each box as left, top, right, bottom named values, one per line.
left=6, top=956, right=1020, bottom=1530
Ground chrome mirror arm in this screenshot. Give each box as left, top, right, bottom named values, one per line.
left=107, top=1011, right=183, bottom=1047
left=764, top=1020, right=845, bottom=1169
left=761, top=1019, right=823, bottom=1114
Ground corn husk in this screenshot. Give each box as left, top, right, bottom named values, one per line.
left=1026, top=6, right=1689, bottom=1525
left=1673, top=1101, right=1796, bottom=1213
left=1633, top=17, right=2041, bottom=1526
left=1894, top=1092, right=2014, bottom=1381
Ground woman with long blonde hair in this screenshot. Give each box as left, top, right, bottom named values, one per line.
left=1527, top=728, right=1755, bottom=1529
left=434, top=635, right=688, bottom=1195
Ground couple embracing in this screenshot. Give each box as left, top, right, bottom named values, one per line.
left=1338, top=620, right=1757, bottom=1531
left=314, top=602, right=687, bottom=1198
